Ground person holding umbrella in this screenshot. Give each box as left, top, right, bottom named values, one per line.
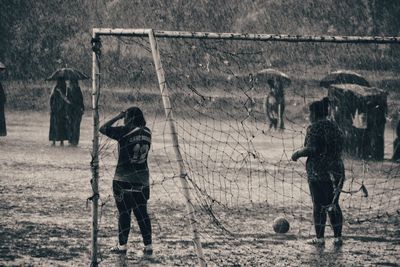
left=256, top=69, right=290, bottom=130
left=66, top=79, right=84, bottom=146
left=46, top=67, right=89, bottom=146
left=291, top=97, right=345, bottom=247
left=321, top=71, right=372, bottom=158
left=319, top=70, right=370, bottom=88
left=0, top=62, right=7, bottom=137
left=49, top=78, right=70, bottom=146
left=264, top=79, right=282, bottom=130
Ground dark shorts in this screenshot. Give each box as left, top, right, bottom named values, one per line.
left=112, top=180, right=152, bottom=246
left=306, top=158, right=345, bottom=183
left=112, top=180, right=150, bottom=204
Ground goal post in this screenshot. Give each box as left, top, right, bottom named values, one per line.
left=90, top=28, right=210, bottom=266
left=147, top=29, right=206, bottom=266
left=89, top=28, right=400, bottom=266
left=89, top=31, right=101, bottom=267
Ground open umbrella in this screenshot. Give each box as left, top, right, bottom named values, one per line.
left=0, top=62, right=5, bottom=70
left=329, top=83, right=386, bottom=98
left=45, top=67, right=89, bottom=81
left=254, top=68, right=291, bottom=87
left=320, top=70, right=370, bottom=88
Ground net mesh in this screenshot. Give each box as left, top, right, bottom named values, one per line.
left=95, top=34, right=400, bottom=265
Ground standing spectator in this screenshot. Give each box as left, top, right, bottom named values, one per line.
left=367, top=99, right=387, bottom=160
left=263, top=90, right=278, bottom=130
left=67, top=79, right=84, bottom=146
left=99, top=107, right=153, bottom=257
left=267, top=79, right=285, bottom=130
left=49, top=78, right=70, bottom=146
left=0, top=77, right=6, bottom=137
left=291, top=97, right=345, bottom=247
left=392, top=119, right=400, bottom=162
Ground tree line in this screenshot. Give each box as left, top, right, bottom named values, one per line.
left=1, top=0, right=399, bottom=81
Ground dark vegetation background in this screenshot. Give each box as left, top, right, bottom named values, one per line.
left=1, top=0, right=400, bottom=120
left=1, top=0, right=400, bottom=80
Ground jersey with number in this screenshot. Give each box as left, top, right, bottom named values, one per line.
left=102, top=125, right=151, bottom=186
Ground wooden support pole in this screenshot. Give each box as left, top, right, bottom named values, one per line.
left=148, top=29, right=206, bottom=267
left=90, top=31, right=101, bottom=267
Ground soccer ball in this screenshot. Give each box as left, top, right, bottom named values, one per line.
left=272, top=217, right=290, bottom=234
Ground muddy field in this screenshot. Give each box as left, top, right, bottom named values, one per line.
left=0, top=111, right=399, bottom=266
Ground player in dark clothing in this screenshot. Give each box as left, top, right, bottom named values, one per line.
left=292, top=97, right=345, bottom=247
left=99, top=107, right=153, bottom=257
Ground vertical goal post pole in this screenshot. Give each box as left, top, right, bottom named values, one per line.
left=89, top=28, right=208, bottom=267
left=90, top=30, right=101, bottom=267
left=147, top=29, right=207, bottom=267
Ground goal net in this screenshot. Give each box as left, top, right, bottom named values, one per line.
left=91, top=29, right=400, bottom=266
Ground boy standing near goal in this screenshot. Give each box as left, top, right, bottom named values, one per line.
left=99, top=107, right=153, bottom=257
left=291, top=97, right=345, bottom=247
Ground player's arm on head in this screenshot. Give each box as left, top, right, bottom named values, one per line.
left=99, top=111, right=126, bottom=139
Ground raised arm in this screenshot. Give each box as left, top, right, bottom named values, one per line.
left=56, top=88, right=71, bottom=105
left=99, top=111, right=125, bottom=135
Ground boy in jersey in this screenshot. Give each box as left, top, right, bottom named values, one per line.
left=291, top=98, right=345, bottom=247
left=99, top=107, right=152, bottom=256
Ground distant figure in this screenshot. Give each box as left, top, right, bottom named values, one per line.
left=329, top=86, right=388, bottom=160
left=49, top=78, right=70, bottom=146
left=291, top=97, right=345, bottom=247
left=0, top=80, right=6, bottom=137
left=266, top=79, right=285, bottom=130
left=392, top=120, right=400, bottom=162
left=263, top=91, right=278, bottom=130
left=66, top=79, right=84, bottom=146
left=367, top=100, right=387, bottom=160
left=351, top=106, right=369, bottom=159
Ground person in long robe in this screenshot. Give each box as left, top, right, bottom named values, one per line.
left=0, top=81, right=6, bottom=137
left=49, top=78, right=70, bottom=146
left=66, top=79, right=84, bottom=146
left=367, top=99, right=387, bottom=160
left=392, top=119, right=400, bottom=162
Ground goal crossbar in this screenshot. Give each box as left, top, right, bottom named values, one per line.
left=93, top=28, right=400, bottom=44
